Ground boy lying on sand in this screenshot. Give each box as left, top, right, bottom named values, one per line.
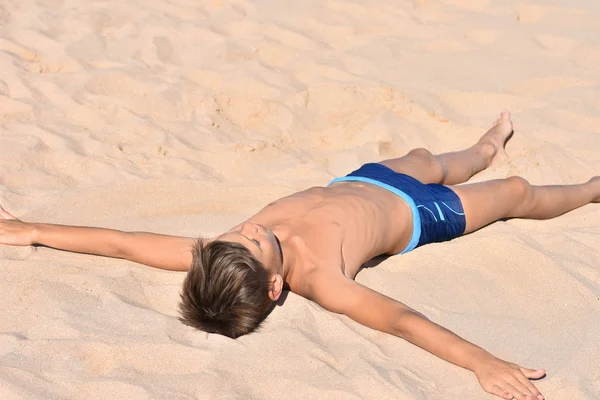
left=1, top=112, right=598, bottom=400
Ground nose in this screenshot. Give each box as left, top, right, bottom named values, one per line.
left=240, top=222, right=257, bottom=235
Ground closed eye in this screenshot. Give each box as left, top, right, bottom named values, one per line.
left=251, top=239, right=260, bottom=247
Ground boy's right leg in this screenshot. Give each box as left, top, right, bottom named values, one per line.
left=451, top=176, right=600, bottom=234
left=379, top=112, right=514, bottom=185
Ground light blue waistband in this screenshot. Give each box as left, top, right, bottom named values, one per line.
left=328, top=176, right=421, bottom=254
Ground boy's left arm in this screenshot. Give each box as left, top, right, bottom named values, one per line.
left=307, top=272, right=545, bottom=400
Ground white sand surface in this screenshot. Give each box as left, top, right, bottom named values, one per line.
left=1, top=0, right=599, bottom=398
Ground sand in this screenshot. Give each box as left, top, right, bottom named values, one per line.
left=1, top=0, right=599, bottom=399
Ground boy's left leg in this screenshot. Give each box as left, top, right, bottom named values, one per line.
left=450, top=176, right=600, bottom=234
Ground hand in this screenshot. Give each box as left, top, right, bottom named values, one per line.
left=474, top=355, right=545, bottom=400
left=0, top=205, right=36, bottom=246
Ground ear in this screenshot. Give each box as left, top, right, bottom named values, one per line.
left=268, top=274, right=284, bottom=301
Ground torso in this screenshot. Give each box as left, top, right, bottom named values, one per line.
left=243, top=181, right=414, bottom=294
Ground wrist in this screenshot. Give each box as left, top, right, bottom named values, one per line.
left=30, top=222, right=42, bottom=244
left=466, top=348, right=496, bottom=373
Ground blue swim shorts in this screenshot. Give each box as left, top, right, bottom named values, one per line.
left=329, top=163, right=466, bottom=254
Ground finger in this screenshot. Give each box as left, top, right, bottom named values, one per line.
left=520, top=367, right=546, bottom=379
left=507, top=376, right=536, bottom=399
left=517, top=374, right=544, bottom=399
left=0, top=205, right=17, bottom=220
left=488, top=384, right=514, bottom=400
left=500, top=380, right=529, bottom=400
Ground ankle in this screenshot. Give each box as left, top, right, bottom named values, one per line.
left=476, top=142, right=496, bottom=166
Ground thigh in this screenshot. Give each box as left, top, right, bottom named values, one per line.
left=379, top=148, right=444, bottom=184
left=450, top=178, right=524, bottom=234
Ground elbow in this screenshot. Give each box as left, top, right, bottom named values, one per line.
left=111, top=232, right=131, bottom=259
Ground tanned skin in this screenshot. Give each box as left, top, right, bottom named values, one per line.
left=2, top=112, right=599, bottom=400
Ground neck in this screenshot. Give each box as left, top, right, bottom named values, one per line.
left=273, top=233, right=286, bottom=278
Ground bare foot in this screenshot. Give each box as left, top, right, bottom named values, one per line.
left=478, top=111, right=514, bottom=164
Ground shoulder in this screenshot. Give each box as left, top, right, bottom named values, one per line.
left=286, top=237, right=345, bottom=295
left=296, top=269, right=361, bottom=314
left=298, top=269, right=412, bottom=334
left=299, top=268, right=406, bottom=317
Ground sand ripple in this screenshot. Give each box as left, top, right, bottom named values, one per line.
left=1, top=0, right=599, bottom=399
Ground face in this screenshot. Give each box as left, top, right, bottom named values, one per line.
left=217, top=222, right=283, bottom=276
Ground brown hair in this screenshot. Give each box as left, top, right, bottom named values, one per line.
left=179, top=238, right=273, bottom=338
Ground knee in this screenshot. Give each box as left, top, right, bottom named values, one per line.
left=506, top=176, right=534, bottom=213
left=408, top=148, right=445, bottom=181
left=408, top=148, right=433, bottom=159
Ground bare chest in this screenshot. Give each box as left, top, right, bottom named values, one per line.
left=250, top=184, right=411, bottom=280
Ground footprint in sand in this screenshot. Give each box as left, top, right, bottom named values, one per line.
left=439, top=0, right=489, bottom=12
left=532, top=34, right=600, bottom=69
left=153, top=36, right=177, bottom=64
left=0, top=79, right=9, bottom=96
left=0, top=333, right=26, bottom=357
left=422, top=29, right=498, bottom=53
left=533, top=34, right=578, bottom=52
left=514, top=2, right=586, bottom=25
left=0, top=96, right=34, bottom=122
left=0, top=31, right=82, bottom=74
left=262, top=23, right=325, bottom=51
left=0, top=5, right=10, bottom=25
left=514, top=3, right=550, bottom=24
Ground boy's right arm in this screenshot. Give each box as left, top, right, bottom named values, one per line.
left=306, top=271, right=545, bottom=400
left=0, top=206, right=194, bottom=271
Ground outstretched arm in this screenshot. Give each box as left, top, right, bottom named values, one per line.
left=0, top=205, right=194, bottom=271
left=308, top=272, right=545, bottom=400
